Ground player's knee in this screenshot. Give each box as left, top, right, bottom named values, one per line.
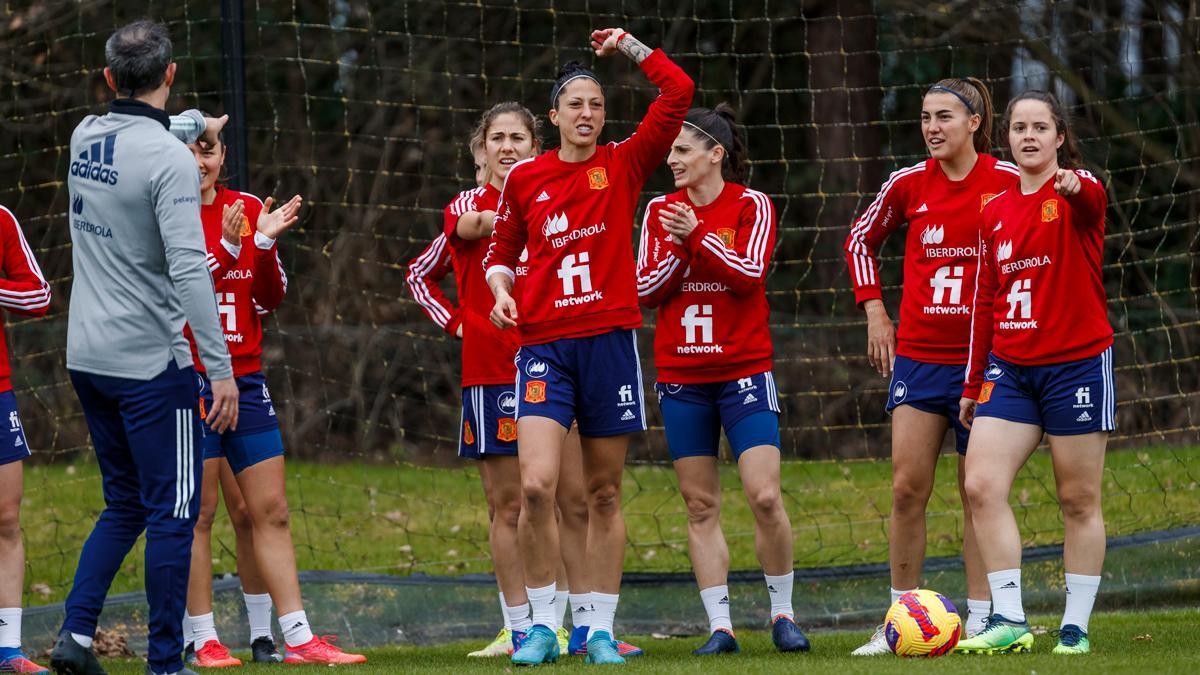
left=256, top=496, right=291, bottom=531
left=193, top=504, right=217, bottom=534
left=892, top=475, right=933, bottom=514
left=748, top=485, right=783, bottom=518
left=1058, top=487, right=1100, bottom=521
left=496, top=493, right=522, bottom=529
left=558, top=495, right=589, bottom=527
left=588, top=482, right=621, bottom=517
left=521, top=478, right=556, bottom=513
left=0, top=498, right=20, bottom=541
left=962, top=473, right=1001, bottom=512
left=227, top=501, right=254, bottom=538
left=684, top=492, right=719, bottom=525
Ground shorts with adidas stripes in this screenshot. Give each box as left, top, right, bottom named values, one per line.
left=655, top=371, right=782, bottom=461
left=514, top=329, right=647, bottom=438
left=0, top=390, right=31, bottom=466
left=974, top=347, right=1116, bottom=436
left=459, top=384, right=519, bottom=460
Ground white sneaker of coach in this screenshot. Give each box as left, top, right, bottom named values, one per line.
left=850, top=624, right=891, bottom=656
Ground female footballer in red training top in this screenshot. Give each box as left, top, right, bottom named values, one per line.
left=484, top=28, right=693, bottom=665
left=0, top=205, right=52, bottom=674
left=956, top=91, right=1112, bottom=657
left=843, top=78, right=1018, bottom=655
left=407, top=110, right=643, bottom=660
left=182, top=129, right=367, bottom=666
left=636, top=104, right=809, bottom=656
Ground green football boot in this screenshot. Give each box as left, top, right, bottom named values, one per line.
left=1051, top=624, right=1090, bottom=655
left=955, top=614, right=1034, bottom=654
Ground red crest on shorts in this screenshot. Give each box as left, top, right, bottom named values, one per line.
left=1041, top=199, right=1059, bottom=222
left=978, top=381, right=995, bottom=404
left=497, top=417, right=517, bottom=442
left=463, top=420, right=475, bottom=445
left=587, top=167, right=609, bottom=190
left=198, top=398, right=207, bottom=419
left=524, top=380, right=547, bottom=404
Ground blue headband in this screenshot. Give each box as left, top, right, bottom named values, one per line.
left=927, top=84, right=977, bottom=115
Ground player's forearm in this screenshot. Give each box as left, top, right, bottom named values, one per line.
left=617, top=32, right=652, bottom=64
left=487, top=269, right=514, bottom=299
left=168, top=110, right=206, bottom=144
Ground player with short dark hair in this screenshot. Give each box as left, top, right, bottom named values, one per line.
left=484, top=27, right=693, bottom=666
left=956, top=90, right=1112, bottom=656
left=637, top=104, right=810, bottom=656
left=52, top=19, right=239, bottom=675
left=843, top=77, right=1019, bottom=655
left=0, top=206, right=52, bottom=674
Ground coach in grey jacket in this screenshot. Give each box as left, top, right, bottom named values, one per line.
left=51, top=20, right=240, bottom=675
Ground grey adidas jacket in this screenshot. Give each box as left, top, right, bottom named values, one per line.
left=66, top=99, right=233, bottom=381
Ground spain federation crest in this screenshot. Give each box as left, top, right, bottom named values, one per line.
left=524, top=380, right=547, bottom=404
left=1041, top=199, right=1059, bottom=222
left=587, top=167, right=609, bottom=190
left=497, top=417, right=517, bottom=442
left=463, top=420, right=475, bottom=446
left=717, top=227, right=736, bottom=248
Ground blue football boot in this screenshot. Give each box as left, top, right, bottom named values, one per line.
left=511, top=624, right=559, bottom=666
left=692, top=629, right=740, bottom=655
left=771, top=614, right=811, bottom=652
left=584, top=630, right=625, bottom=665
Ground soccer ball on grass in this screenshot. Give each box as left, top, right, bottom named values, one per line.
left=884, top=589, right=961, bottom=657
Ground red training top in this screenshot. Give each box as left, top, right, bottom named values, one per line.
left=185, top=186, right=288, bottom=377
left=483, top=48, right=694, bottom=345
left=0, top=206, right=51, bottom=393
left=844, top=155, right=1019, bottom=364
left=636, top=183, right=776, bottom=383
left=964, top=170, right=1112, bottom=398
left=405, top=183, right=525, bottom=387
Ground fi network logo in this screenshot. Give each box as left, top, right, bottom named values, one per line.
left=70, top=134, right=120, bottom=185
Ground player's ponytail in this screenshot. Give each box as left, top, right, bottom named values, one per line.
left=1002, top=90, right=1082, bottom=169
left=469, top=101, right=543, bottom=157
left=926, top=77, right=993, bottom=154
left=683, top=103, right=748, bottom=184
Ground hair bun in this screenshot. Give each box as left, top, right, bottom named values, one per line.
left=557, top=61, right=586, bottom=79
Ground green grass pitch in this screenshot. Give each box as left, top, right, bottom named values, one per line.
left=85, top=608, right=1199, bottom=673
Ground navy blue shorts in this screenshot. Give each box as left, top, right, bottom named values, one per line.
left=886, top=355, right=971, bottom=455
left=514, top=329, right=646, bottom=438
left=975, top=348, right=1116, bottom=435
left=655, top=371, right=781, bottom=461
left=197, top=371, right=284, bottom=474
left=460, top=384, right=519, bottom=460
left=0, top=390, right=31, bottom=466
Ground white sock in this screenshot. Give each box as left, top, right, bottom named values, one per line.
left=506, top=602, right=533, bottom=633
left=765, top=572, right=795, bottom=619
left=890, top=587, right=916, bottom=605
left=569, top=593, right=594, bottom=629
left=698, top=585, right=733, bottom=634
left=587, top=592, right=619, bottom=640
left=243, top=593, right=274, bottom=641
left=0, top=607, right=20, bottom=648
left=1062, top=573, right=1101, bottom=633
left=553, top=590, right=570, bottom=631
left=966, top=598, right=991, bottom=636
left=499, top=593, right=512, bottom=630
left=987, top=569, right=1025, bottom=623
left=70, top=633, right=93, bottom=648
left=187, top=612, right=218, bottom=650
left=278, top=609, right=314, bottom=648
left=527, top=583, right=557, bottom=629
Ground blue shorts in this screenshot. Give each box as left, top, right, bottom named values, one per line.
left=655, top=371, right=781, bottom=460
left=460, top=384, right=519, bottom=460
left=514, top=329, right=646, bottom=438
left=886, top=355, right=971, bottom=455
left=198, top=371, right=284, bottom=474
left=975, top=348, right=1116, bottom=435
left=0, top=390, right=31, bottom=466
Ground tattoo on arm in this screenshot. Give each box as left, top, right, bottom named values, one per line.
left=617, top=34, right=652, bottom=64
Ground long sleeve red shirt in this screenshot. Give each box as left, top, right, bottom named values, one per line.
left=186, top=186, right=288, bottom=377
left=844, top=155, right=1019, bottom=364
left=0, top=206, right=51, bottom=393
left=636, top=183, right=776, bottom=383
left=483, top=49, right=694, bottom=346
left=964, top=170, right=1112, bottom=398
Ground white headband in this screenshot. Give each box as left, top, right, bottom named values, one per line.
left=551, top=73, right=600, bottom=107
left=683, top=121, right=725, bottom=150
